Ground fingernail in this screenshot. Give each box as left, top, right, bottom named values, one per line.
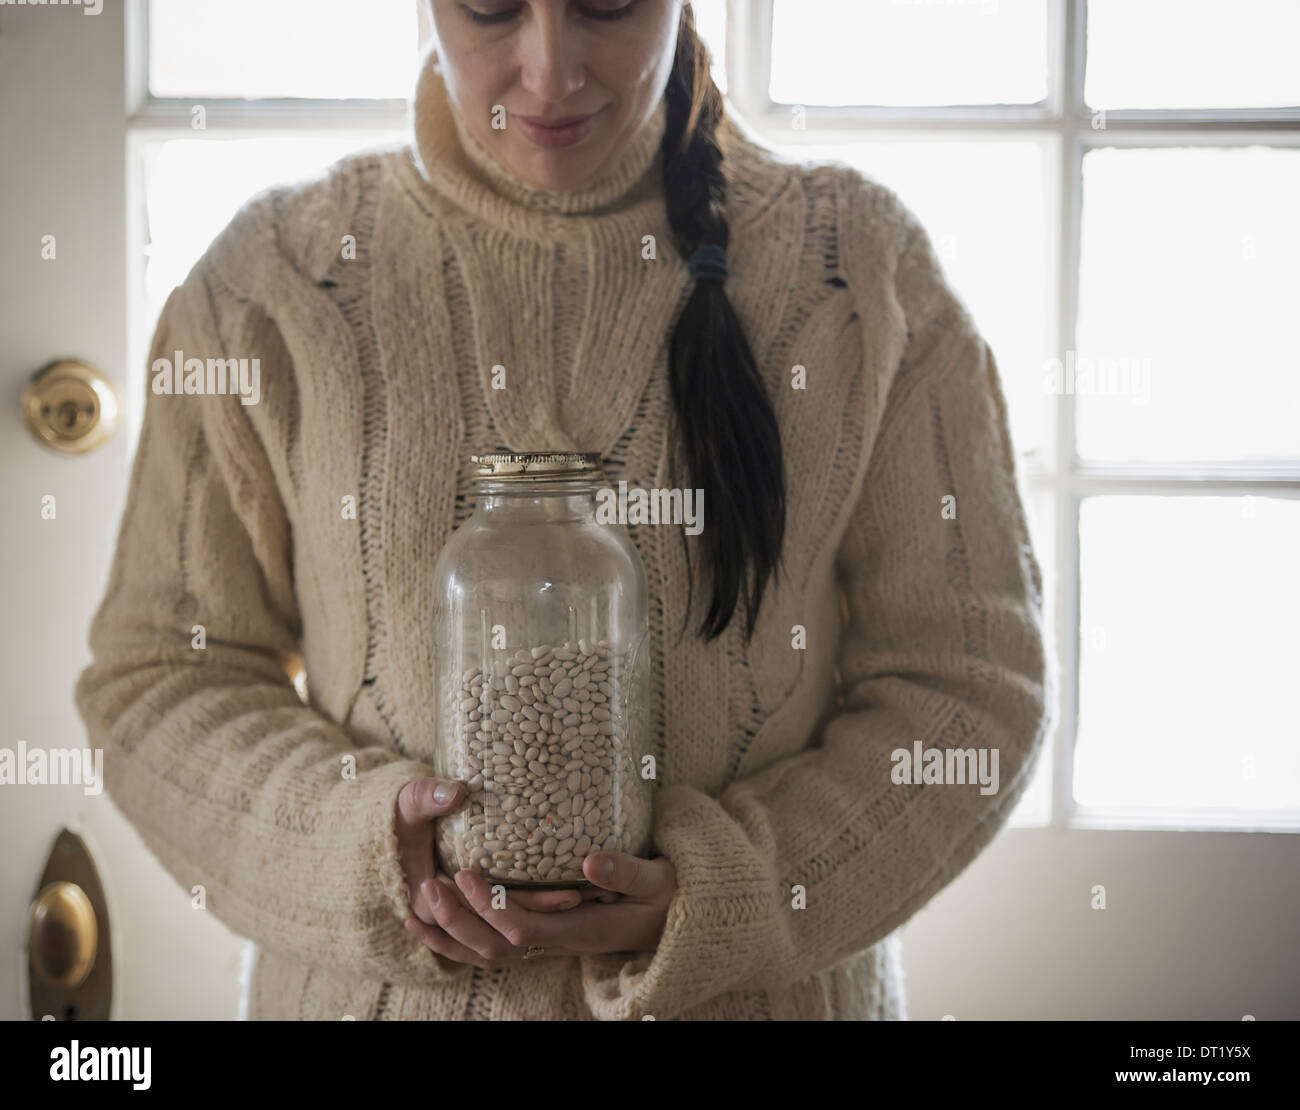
left=426, top=881, right=441, bottom=910
left=433, top=781, right=458, bottom=805
left=596, top=855, right=615, bottom=881
left=454, top=870, right=471, bottom=892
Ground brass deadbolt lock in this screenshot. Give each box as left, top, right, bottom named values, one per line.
left=22, top=358, right=121, bottom=454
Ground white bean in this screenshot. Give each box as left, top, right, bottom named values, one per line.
left=437, top=639, right=648, bottom=886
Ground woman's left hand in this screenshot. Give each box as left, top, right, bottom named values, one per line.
left=405, top=852, right=676, bottom=969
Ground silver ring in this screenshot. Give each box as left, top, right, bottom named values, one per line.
left=523, top=945, right=545, bottom=960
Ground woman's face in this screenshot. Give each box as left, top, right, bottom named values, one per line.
left=427, top=0, right=682, bottom=192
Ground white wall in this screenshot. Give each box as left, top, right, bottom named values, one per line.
left=902, top=828, right=1299, bottom=1020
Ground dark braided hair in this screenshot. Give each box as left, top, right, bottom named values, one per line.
left=660, top=1, right=787, bottom=646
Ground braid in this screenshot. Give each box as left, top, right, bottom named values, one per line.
left=660, top=2, right=787, bottom=645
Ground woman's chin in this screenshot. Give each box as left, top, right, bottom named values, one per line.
left=509, top=149, right=604, bottom=193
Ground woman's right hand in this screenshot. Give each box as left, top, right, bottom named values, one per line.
left=395, top=778, right=585, bottom=958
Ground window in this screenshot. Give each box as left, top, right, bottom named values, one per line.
left=744, top=0, right=1300, bottom=830
left=129, top=1, right=1299, bottom=830
left=147, top=0, right=421, bottom=100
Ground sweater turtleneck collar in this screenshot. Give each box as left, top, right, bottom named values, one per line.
left=408, top=47, right=668, bottom=227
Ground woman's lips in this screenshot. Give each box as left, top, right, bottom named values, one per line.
left=515, top=109, right=602, bottom=149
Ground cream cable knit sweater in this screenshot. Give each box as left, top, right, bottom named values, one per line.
left=75, top=52, right=1050, bottom=1021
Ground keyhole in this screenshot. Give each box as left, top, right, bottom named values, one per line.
left=65, top=1004, right=77, bottom=1021
left=57, top=400, right=81, bottom=431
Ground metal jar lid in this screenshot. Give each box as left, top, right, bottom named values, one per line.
left=470, top=451, right=604, bottom=482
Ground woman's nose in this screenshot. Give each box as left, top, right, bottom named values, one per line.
left=516, top=12, right=586, bottom=104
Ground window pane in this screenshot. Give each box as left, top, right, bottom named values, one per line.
left=140, top=135, right=399, bottom=329
left=1075, top=147, right=1300, bottom=464
left=771, top=140, right=1052, bottom=459
left=149, top=0, right=420, bottom=99
left=1086, top=0, right=1300, bottom=110
left=770, top=0, right=1048, bottom=107
left=691, top=0, right=728, bottom=94
left=1075, top=496, right=1300, bottom=814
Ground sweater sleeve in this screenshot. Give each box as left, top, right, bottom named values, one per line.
left=74, top=266, right=473, bottom=988
left=578, top=198, right=1051, bottom=1020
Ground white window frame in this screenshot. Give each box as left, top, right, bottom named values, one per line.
left=734, top=0, right=1300, bottom=833
left=124, top=0, right=1300, bottom=832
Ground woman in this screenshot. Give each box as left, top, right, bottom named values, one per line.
left=76, top=0, right=1050, bottom=1020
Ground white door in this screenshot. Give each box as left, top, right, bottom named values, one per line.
left=1, top=0, right=415, bottom=1020
left=0, top=0, right=702, bottom=1023
left=0, top=1, right=250, bottom=1021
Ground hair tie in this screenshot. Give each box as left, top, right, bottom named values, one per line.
left=687, top=243, right=729, bottom=284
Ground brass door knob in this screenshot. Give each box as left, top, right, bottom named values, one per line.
left=22, top=358, right=120, bottom=453
left=28, top=831, right=112, bottom=1020
left=29, top=881, right=99, bottom=990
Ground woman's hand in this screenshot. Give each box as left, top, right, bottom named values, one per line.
left=396, top=778, right=586, bottom=966
left=405, top=849, right=677, bottom=970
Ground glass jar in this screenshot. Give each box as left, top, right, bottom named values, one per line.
left=431, top=451, right=652, bottom=889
